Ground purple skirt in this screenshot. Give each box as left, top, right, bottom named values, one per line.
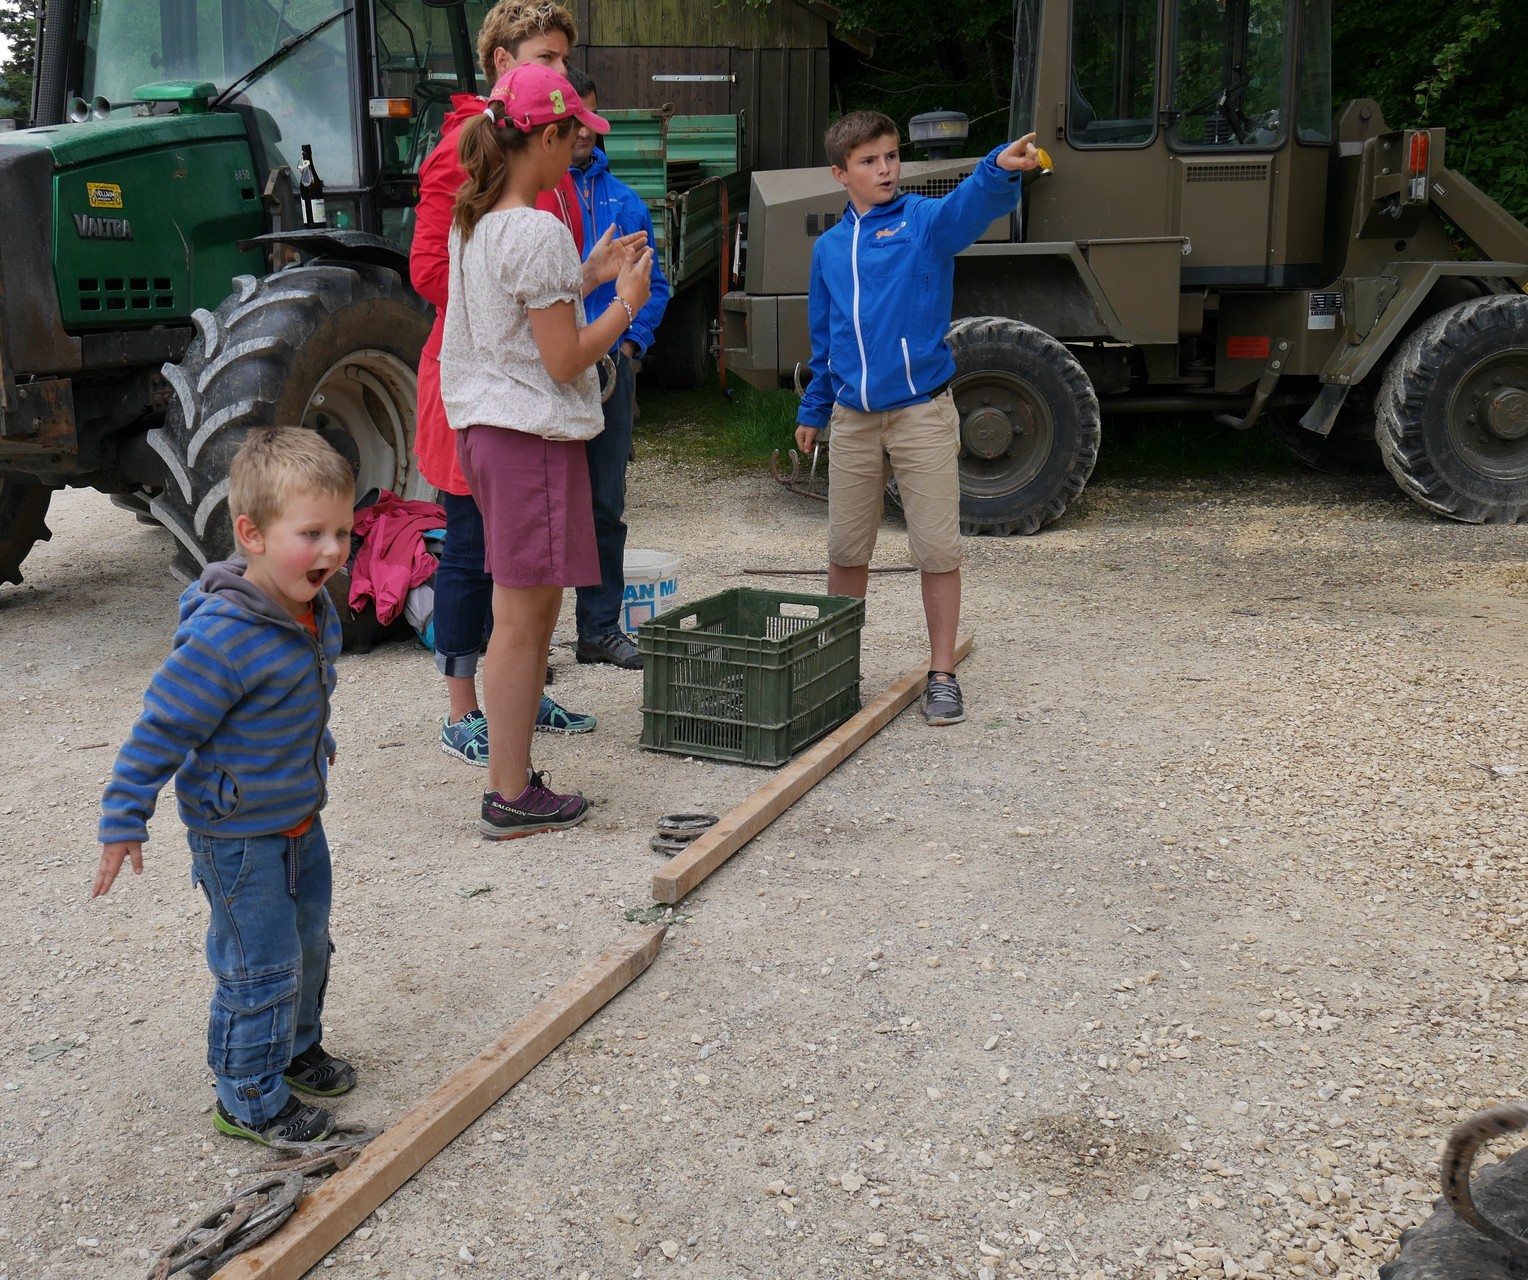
left=456, top=425, right=599, bottom=588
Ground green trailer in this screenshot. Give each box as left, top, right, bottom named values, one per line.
left=602, top=108, right=749, bottom=389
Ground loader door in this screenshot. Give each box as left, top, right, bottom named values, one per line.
left=1165, top=0, right=1285, bottom=284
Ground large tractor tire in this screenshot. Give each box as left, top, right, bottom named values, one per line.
left=945, top=317, right=1100, bottom=535
left=0, top=477, right=54, bottom=587
left=148, top=261, right=431, bottom=579
left=1377, top=294, right=1528, bottom=523
left=641, top=272, right=715, bottom=390
left=1267, top=395, right=1385, bottom=476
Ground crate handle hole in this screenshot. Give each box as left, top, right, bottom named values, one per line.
left=678, top=614, right=701, bottom=630
left=779, top=603, right=821, bottom=621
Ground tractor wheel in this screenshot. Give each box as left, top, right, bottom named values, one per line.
left=147, top=262, right=431, bottom=578
left=641, top=273, right=715, bottom=390
left=0, top=477, right=53, bottom=587
left=946, top=317, right=1100, bottom=535
left=1377, top=294, right=1528, bottom=523
left=1267, top=396, right=1384, bottom=476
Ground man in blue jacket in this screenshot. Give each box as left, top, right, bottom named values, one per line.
left=566, top=68, right=672, bottom=669
left=794, top=111, right=1041, bottom=726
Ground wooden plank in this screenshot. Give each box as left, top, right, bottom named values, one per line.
left=214, top=927, right=667, bottom=1280
left=652, top=635, right=973, bottom=904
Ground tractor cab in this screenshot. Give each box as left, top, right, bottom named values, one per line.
left=37, top=0, right=493, bottom=246
left=1015, top=0, right=1334, bottom=288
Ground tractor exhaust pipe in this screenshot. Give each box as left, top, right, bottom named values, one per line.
left=33, top=0, right=73, bottom=126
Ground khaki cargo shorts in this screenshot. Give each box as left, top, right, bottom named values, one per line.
left=826, top=392, right=962, bottom=573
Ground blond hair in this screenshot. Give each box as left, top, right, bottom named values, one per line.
left=825, top=110, right=900, bottom=170
left=229, top=427, right=355, bottom=533
left=477, top=0, right=577, bottom=85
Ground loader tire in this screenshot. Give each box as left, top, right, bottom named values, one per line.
left=0, top=477, right=53, bottom=587
left=148, top=262, right=431, bottom=579
left=1377, top=293, right=1528, bottom=523
left=946, top=317, right=1100, bottom=535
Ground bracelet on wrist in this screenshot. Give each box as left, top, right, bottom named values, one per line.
left=613, top=295, right=636, bottom=326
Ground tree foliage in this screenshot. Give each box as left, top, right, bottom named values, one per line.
left=0, top=0, right=38, bottom=123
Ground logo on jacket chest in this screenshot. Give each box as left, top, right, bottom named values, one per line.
left=873, top=220, right=908, bottom=240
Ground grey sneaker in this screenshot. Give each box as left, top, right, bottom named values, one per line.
left=442, top=709, right=490, bottom=766
left=923, top=672, right=965, bottom=726
left=576, top=631, right=641, bottom=669
left=480, top=772, right=590, bottom=840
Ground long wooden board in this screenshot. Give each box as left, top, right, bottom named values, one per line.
left=652, top=634, right=972, bottom=904
left=215, top=926, right=667, bottom=1279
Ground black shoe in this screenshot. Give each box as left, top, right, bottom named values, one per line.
left=576, top=631, right=641, bottom=669
left=285, top=1042, right=357, bottom=1097
left=480, top=772, right=590, bottom=840
left=214, top=1095, right=333, bottom=1146
left=923, top=671, right=966, bottom=726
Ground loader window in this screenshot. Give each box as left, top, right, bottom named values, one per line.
left=1168, top=0, right=1287, bottom=149
left=1069, top=0, right=1159, bottom=147
left=1295, top=0, right=1332, bottom=143
left=1010, top=0, right=1041, bottom=138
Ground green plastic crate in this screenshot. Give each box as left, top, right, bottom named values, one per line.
left=637, top=588, right=864, bottom=767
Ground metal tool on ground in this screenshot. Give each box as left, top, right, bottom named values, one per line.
left=148, top=1122, right=378, bottom=1279
left=741, top=566, right=917, bottom=576
left=650, top=812, right=719, bottom=855
left=768, top=445, right=827, bottom=501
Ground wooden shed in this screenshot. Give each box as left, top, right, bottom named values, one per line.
left=573, top=0, right=869, bottom=172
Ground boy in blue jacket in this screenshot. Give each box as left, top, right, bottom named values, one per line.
left=566, top=67, right=671, bottom=669
left=795, top=111, right=1041, bottom=725
left=93, top=428, right=358, bottom=1145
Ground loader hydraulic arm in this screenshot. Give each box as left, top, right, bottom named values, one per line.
left=1431, top=167, right=1528, bottom=288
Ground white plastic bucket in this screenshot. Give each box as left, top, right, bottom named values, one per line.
left=622, top=549, right=681, bottom=633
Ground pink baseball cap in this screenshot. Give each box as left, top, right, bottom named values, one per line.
left=489, top=63, right=609, bottom=134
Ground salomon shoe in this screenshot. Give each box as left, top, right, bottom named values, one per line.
left=214, top=1096, right=334, bottom=1146
left=442, top=709, right=490, bottom=767
left=922, top=671, right=966, bottom=726
left=284, top=1042, right=357, bottom=1097
left=576, top=631, right=641, bottom=669
left=535, top=695, right=596, bottom=735
left=480, top=772, right=590, bottom=840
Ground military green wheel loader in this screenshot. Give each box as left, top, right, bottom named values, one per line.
left=722, top=0, right=1528, bottom=534
left=0, top=0, right=511, bottom=588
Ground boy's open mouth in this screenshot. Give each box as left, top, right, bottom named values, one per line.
left=307, top=570, right=327, bottom=585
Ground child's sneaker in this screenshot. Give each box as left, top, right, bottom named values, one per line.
left=535, top=695, right=596, bottom=734
left=442, top=709, right=489, bottom=766
left=214, top=1095, right=333, bottom=1146
left=285, top=1042, right=357, bottom=1097
left=480, top=772, right=589, bottom=839
left=923, top=671, right=966, bottom=726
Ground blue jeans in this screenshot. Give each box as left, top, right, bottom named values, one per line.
left=189, top=820, right=333, bottom=1127
left=576, top=351, right=635, bottom=640
left=433, top=490, right=493, bottom=679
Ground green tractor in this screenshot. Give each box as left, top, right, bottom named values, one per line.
left=0, top=0, right=512, bottom=587
left=723, top=0, right=1528, bottom=533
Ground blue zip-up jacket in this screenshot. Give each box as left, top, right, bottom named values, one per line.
left=569, top=149, right=672, bottom=356
left=797, top=146, right=1023, bottom=429
left=98, top=560, right=342, bottom=844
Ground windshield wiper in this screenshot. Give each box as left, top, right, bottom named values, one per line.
left=211, top=7, right=353, bottom=110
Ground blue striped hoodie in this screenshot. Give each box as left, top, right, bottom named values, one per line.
left=98, top=560, right=341, bottom=844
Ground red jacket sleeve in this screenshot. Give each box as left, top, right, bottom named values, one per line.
left=410, top=135, right=461, bottom=313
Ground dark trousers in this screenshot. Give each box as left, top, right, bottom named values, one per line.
left=576, top=351, right=635, bottom=640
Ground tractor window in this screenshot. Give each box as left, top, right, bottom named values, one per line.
left=1009, top=0, right=1041, bottom=139
left=1168, top=0, right=1287, bottom=149
left=1295, top=0, right=1332, bottom=143
left=374, top=0, right=491, bottom=181
left=1069, top=0, right=1160, bottom=148
left=81, top=0, right=359, bottom=189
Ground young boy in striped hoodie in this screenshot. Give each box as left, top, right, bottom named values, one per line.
left=93, top=427, right=358, bottom=1145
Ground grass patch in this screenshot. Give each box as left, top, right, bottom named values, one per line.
left=636, top=376, right=797, bottom=467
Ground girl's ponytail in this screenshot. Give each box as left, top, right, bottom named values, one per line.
left=453, top=104, right=510, bottom=240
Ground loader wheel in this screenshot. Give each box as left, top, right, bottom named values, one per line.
left=1377, top=294, right=1528, bottom=523
left=947, top=317, right=1100, bottom=535
left=148, top=262, right=431, bottom=579
left=0, top=477, right=53, bottom=587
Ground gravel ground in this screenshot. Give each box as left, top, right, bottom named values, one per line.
left=2, top=453, right=1527, bottom=1280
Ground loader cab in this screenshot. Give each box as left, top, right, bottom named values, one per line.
left=1016, top=0, right=1332, bottom=287
left=45, top=0, right=491, bottom=245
